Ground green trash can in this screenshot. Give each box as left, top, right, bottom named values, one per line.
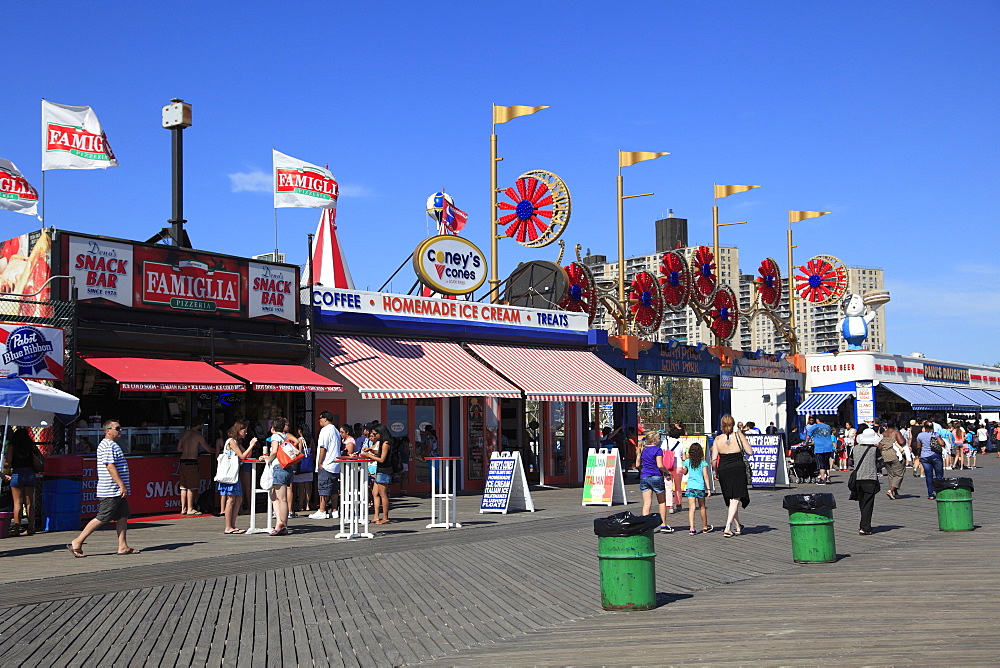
left=783, top=493, right=837, bottom=563
left=594, top=512, right=660, bottom=611
left=933, top=478, right=974, bottom=531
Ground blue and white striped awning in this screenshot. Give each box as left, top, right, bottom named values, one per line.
left=950, top=388, right=1000, bottom=411
left=796, top=392, right=853, bottom=415
left=880, top=382, right=979, bottom=411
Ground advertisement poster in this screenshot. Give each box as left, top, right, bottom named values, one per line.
left=480, top=451, right=533, bottom=514
left=582, top=448, right=626, bottom=505
left=0, top=323, right=64, bottom=380
left=745, top=433, right=783, bottom=486
left=0, top=229, right=52, bottom=318
left=67, top=235, right=133, bottom=306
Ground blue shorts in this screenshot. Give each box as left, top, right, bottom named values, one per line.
left=639, top=475, right=666, bottom=494
left=374, top=472, right=392, bottom=485
left=271, top=467, right=293, bottom=487
left=815, top=452, right=832, bottom=469
left=9, top=468, right=36, bottom=488
left=683, top=489, right=707, bottom=498
left=317, top=469, right=339, bottom=496
left=218, top=481, right=243, bottom=497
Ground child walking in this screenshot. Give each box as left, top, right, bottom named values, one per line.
left=681, top=443, right=712, bottom=534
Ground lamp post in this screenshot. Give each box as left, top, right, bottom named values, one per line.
left=712, top=185, right=759, bottom=344
left=617, top=151, right=668, bottom=318
left=786, top=210, right=831, bottom=354
left=489, top=105, right=549, bottom=303
left=161, top=99, right=192, bottom=248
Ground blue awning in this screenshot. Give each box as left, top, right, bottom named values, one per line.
left=880, top=382, right=977, bottom=411
left=950, top=388, right=1000, bottom=411
left=796, top=392, right=853, bottom=415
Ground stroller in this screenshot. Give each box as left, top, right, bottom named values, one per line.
left=790, top=442, right=819, bottom=484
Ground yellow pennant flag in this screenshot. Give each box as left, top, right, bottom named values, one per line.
left=715, top=184, right=760, bottom=199
left=788, top=210, right=831, bottom=223
left=493, top=105, right=549, bottom=124
left=619, top=151, right=670, bottom=168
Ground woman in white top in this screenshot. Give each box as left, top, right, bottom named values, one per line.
left=220, top=420, right=257, bottom=534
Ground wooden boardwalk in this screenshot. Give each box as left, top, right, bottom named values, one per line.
left=0, top=458, right=995, bottom=666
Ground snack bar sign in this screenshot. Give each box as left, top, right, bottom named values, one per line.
left=65, top=234, right=296, bottom=322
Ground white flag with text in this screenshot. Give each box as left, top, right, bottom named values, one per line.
left=42, top=100, right=119, bottom=170
left=272, top=149, right=338, bottom=209
left=0, top=159, right=40, bottom=218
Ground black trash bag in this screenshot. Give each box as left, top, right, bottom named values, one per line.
left=594, top=511, right=662, bottom=537
left=782, top=493, right=837, bottom=512
left=932, top=477, right=974, bottom=493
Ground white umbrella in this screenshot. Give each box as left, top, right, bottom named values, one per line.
left=0, top=376, right=80, bottom=464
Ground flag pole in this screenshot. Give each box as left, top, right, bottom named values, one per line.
left=273, top=208, right=279, bottom=260
left=41, top=171, right=46, bottom=225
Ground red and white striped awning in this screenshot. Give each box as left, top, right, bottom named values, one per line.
left=316, top=334, right=521, bottom=400
left=465, top=343, right=651, bottom=403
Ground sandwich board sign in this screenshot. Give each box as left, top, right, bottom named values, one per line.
left=480, top=450, right=535, bottom=514
left=582, top=448, right=626, bottom=506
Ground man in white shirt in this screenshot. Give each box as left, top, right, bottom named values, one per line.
left=310, top=411, right=343, bottom=520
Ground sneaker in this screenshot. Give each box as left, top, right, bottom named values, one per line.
left=703, top=525, right=714, bottom=533
left=308, top=510, right=330, bottom=519
left=658, top=525, right=675, bottom=534
left=688, top=528, right=697, bottom=535
left=329, top=511, right=339, bottom=519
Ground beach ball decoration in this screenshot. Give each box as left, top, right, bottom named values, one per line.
left=628, top=270, right=665, bottom=336
left=690, top=246, right=718, bottom=307
left=708, top=284, right=739, bottom=341
left=496, top=170, right=571, bottom=248
left=658, top=250, right=690, bottom=311
left=794, top=254, right=849, bottom=305
left=756, top=258, right=783, bottom=310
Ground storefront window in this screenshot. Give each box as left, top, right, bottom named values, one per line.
left=467, top=397, right=486, bottom=479
left=413, top=399, right=437, bottom=483
left=525, top=400, right=540, bottom=476
left=548, top=401, right=567, bottom=476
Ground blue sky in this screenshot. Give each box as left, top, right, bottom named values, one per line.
left=3, top=1, right=998, bottom=363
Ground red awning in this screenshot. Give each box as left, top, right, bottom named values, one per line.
left=316, top=334, right=520, bottom=400
left=81, top=356, right=246, bottom=392
left=215, top=362, right=342, bottom=393
left=465, top=343, right=651, bottom=403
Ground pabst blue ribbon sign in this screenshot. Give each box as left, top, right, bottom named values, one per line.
left=412, top=235, right=487, bottom=295
left=0, top=324, right=64, bottom=380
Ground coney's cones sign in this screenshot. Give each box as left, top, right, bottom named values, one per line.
left=42, top=99, right=118, bottom=170
left=272, top=149, right=338, bottom=209
left=0, top=159, right=40, bottom=217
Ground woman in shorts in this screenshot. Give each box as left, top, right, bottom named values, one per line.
left=263, top=417, right=297, bottom=535
left=638, top=433, right=675, bottom=533
left=360, top=425, right=394, bottom=524
left=220, top=420, right=257, bottom=534
left=5, top=429, right=40, bottom=535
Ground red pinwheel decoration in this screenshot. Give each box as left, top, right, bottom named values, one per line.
left=628, top=271, right=665, bottom=335
left=794, top=254, right=849, bottom=305
left=658, top=250, right=690, bottom=311
left=497, top=170, right=571, bottom=248
left=755, top=258, right=783, bottom=310
left=690, top=246, right=718, bottom=306
left=708, top=284, right=739, bottom=341
left=559, top=262, right=598, bottom=325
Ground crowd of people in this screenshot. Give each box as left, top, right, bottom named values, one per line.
left=55, top=411, right=434, bottom=557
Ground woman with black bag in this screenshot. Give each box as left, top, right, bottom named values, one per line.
left=712, top=415, right=752, bottom=537
left=852, top=423, right=882, bottom=535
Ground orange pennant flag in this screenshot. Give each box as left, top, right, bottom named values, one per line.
left=788, top=210, right=831, bottom=223
left=493, top=105, right=549, bottom=124
left=619, top=151, right=670, bottom=168
left=714, top=184, right=760, bottom=198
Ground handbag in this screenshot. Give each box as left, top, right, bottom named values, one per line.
left=214, top=449, right=239, bottom=485
left=737, top=432, right=753, bottom=484
left=31, top=446, right=45, bottom=474
left=259, top=461, right=274, bottom=489
left=929, top=435, right=944, bottom=455
left=275, top=438, right=305, bottom=469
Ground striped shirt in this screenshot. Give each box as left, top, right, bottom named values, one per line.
left=96, top=438, right=130, bottom=498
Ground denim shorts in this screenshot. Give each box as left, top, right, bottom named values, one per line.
left=373, top=472, right=393, bottom=485
left=271, top=467, right=293, bottom=487
left=639, top=475, right=666, bottom=494
left=9, top=468, right=36, bottom=488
